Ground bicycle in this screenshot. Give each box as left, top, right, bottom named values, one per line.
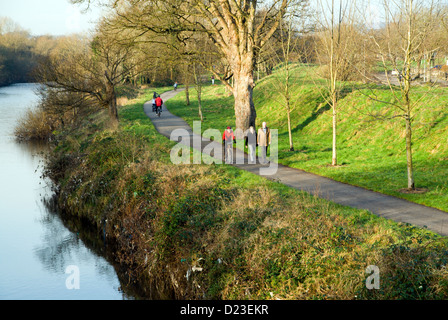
left=156, top=106, right=162, bottom=117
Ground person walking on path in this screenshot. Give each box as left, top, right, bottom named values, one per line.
left=211, top=75, right=215, bottom=85
left=245, top=126, right=257, bottom=164
left=174, top=82, right=178, bottom=91
left=257, top=122, right=271, bottom=164
left=223, top=126, right=236, bottom=164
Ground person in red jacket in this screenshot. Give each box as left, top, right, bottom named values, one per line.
left=155, top=95, right=163, bottom=113
left=222, top=126, right=235, bottom=163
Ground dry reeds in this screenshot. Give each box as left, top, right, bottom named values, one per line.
left=14, top=108, right=54, bottom=141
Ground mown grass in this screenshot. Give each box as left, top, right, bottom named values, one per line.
left=166, top=65, right=448, bottom=213
left=42, top=83, right=448, bottom=300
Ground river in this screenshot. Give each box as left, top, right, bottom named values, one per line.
left=0, top=83, right=133, bottom=300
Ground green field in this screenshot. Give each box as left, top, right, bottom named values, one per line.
left=167, top=65, right=448, bottom=213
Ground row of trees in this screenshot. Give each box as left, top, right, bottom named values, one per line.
left=312, top=0, right=448, bottom=190
left=26, top=0, right=448, bottom=191
left=67, top=0, right=299, bottom=134
left=0, top=17, right=46, bottom=86
left=30, top=0, right=303, bottom=134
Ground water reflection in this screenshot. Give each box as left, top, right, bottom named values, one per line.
left=34, top=209, right=83, bottom=274
left=33, top=195, right=133, bottom=300
left=0, top=84, right=133, bottom=300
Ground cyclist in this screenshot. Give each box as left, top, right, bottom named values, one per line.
left=155, top=95, right=163, bottom=114
left=152, top=92, right=158, bottom=112
left=151, top=97, right=156, bottom=112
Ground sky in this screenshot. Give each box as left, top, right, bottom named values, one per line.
left=311, top=0, right=385, bottom=29
left=0, top=0, right=105, bottom=36
left=0, top=0, right=386, bottom=37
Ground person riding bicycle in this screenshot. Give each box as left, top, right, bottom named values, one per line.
left=152, top=92, right=158, bottom=112
left=155, top=95, right=163, bottom=114
left=151, top=98, right=157, bottom=112
left=222, top=126, right=235, bottom=163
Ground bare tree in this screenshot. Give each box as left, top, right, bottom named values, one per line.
left=181, top=62, right=191, bottom=106
left=36, top=20, right=140, bottom=125
left=314, top=0, right=358, bottom=166
left=192, top=63, right=204, bottom=122
left=269, top=0, right=312, bottom=151
left=178, top=29, right=220, bottom=122
left=364, top=0, right=444, bottom=190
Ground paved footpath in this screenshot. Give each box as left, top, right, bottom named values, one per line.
left=144, top=89, right=448, bottom=237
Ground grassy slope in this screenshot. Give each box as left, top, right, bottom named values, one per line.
left=167, top=65, right=448, bottom=212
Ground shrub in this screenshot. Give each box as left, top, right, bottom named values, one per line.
left=14, top=108, right=54, bottom=141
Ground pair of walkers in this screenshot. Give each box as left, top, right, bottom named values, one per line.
left=222, top=122, right=271, bottom=164
left=247, top=122, right=271, bottom=164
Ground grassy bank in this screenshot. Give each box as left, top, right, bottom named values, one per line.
left=41, top=85, right=448, bottom=300
left=14, top=84, right=153, bottom=142
left=167, top=65, right=448, bottom=213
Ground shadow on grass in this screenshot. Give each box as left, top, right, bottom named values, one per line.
left=291, top=86, right=355, bottom=134
left=292, top=102, right=331, bottom=133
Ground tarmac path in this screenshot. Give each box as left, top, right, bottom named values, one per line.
left=144, top=89, right=448, bottom=237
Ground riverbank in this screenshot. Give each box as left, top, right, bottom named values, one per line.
left=44, top=88, right=448, bottom=300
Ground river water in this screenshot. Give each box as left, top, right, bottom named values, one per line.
left=0, top=83, right=132, bottom=300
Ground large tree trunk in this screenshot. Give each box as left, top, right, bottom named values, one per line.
left=232, top=69, right=256, bottom=136
left=108, top=97, right=119, bottom=123
left=106, top=82, right=119, bottom=123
